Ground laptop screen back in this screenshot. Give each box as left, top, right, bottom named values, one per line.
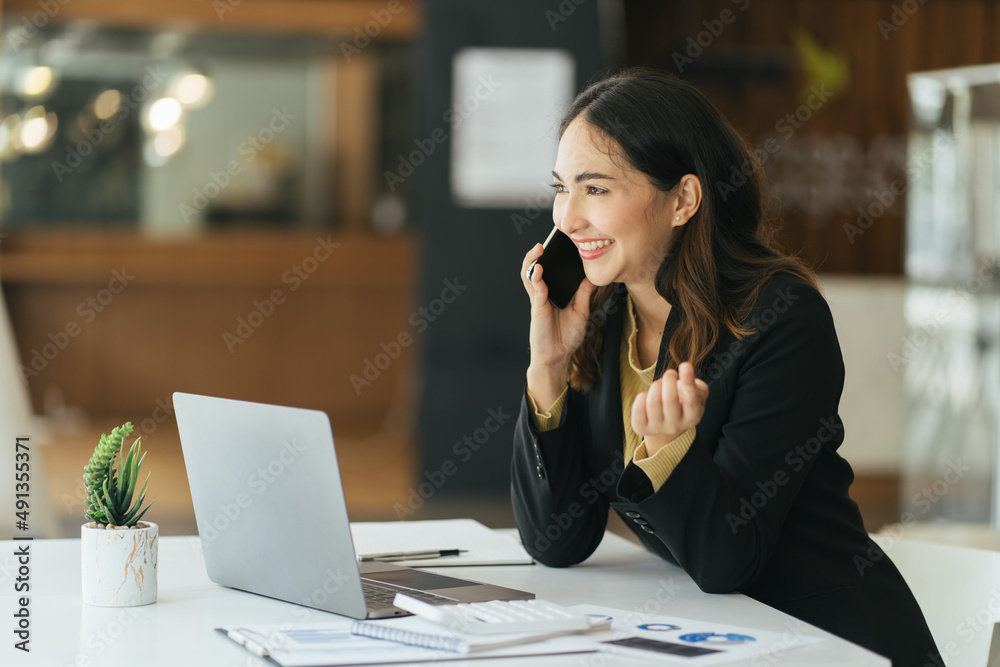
left=173, top=391, right=367, bottom=618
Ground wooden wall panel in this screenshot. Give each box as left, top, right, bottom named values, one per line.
left=335, top=52, right=379, bottom=230
left=2, top=0, right=422, bottom=37
left=2, top=232, right=418, bottom=425
left=623, top=0, right=1000, bottom=275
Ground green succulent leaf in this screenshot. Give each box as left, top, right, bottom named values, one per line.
left=121, top=494, right=154, bottom=527
left=130, top=501, right=155, bottom=526
left=118, top=440, right=141, bottom=509
left=83, top=422, right=154, bottom=528
left=121, top=473, right=150, bottom=524
left=102, top=476, right=121, bottom=523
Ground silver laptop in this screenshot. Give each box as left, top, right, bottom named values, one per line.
left=173, top=391, right=533, bottom=619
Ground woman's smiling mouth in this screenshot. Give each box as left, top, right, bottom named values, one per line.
left=575, top=238, right=615, bottom=259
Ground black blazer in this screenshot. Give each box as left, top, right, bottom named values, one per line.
left=511, top=273, right=941, bottom=666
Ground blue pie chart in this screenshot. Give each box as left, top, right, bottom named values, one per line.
left=637, top=623, right=680, bottom=632
left=680, top=632, right=756, bottom=645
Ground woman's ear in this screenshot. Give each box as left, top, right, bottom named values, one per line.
left=672, top=174, right=702, bottom=226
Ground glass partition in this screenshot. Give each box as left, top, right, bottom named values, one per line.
left=902, top=64, right=1000, bottom=525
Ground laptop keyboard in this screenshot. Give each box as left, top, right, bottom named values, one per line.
left=362, top=580, right=457, bottom=608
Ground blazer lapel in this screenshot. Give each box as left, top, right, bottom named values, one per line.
left=653, top=302, right=683, bottom=380
left=587, top=285, right=627, bottom=476
left=586, top=285, right=685, bottom=497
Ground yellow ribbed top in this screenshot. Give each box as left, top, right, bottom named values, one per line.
left=527, top=294, right=696, bottom=492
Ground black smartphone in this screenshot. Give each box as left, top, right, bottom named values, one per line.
left=527, top=226, right=586, bottom=310
left=601, top=637, right=722, bottom=658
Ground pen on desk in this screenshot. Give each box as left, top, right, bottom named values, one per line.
left=225, top=628, right=271, bottom=658
left=358, top=549, right=467, bottom=563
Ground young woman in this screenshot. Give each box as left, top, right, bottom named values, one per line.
left=512, top=68, right=941, bottom=666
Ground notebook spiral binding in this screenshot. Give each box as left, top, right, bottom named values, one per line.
left=350, top=621, right=466, bottom=652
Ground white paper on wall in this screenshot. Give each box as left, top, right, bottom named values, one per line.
left=450, top=47, right=575, bottom=208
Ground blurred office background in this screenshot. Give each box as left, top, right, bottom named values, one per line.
left=0, top=0, right=999, bottom=545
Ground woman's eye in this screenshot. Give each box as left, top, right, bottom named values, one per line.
left=548, top=183, right=607, bottom=195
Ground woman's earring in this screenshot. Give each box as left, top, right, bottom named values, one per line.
left=675, top=216, right=681, bottom=221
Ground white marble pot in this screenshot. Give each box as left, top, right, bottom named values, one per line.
left=81, top=521, right=158, bottom=607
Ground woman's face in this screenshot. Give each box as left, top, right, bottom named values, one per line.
left=551, top=117, right=679, bottom=288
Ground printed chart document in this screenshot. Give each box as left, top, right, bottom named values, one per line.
left=217, top=604, right=827, bottom=666
left=350, top=519, right=533, bottom=567
left=581, top=604, right=826, bottom=666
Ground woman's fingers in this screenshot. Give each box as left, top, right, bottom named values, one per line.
left=677, top=362, right=710, bottom=413
left=529, top=263, right=549, bottom=307
left=571, top=276, right=596, bottom=312
left=631, top=391, right=649, bottom=434
left=520, top=244, right=544, bottom=296
left=643, top=382, right=660, bottom=433
left=521, top=243, right=543, bottom=274
left=632, top=364, right=710, bottom=438
left=654, top=372, right=681, bottom=426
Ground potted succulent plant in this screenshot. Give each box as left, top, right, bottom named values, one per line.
left=81, top=422, right=157, bottom=607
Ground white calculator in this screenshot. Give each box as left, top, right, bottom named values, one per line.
left=393, top=593, right=594, bottom=635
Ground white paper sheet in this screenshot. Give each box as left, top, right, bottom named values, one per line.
left=449, top=47, right=575, bottom=207
left=350, top=519, right=534, bottom=567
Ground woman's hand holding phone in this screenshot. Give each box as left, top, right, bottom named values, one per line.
left=520, top=243, right=595, bottom=412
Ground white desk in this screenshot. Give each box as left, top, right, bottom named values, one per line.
left=0, top=531, right=892, bottom=666
left=872, top=532, right=1000, bottom=667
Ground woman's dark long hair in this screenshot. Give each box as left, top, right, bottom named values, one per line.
left=564, top=67, right=819, bottom=391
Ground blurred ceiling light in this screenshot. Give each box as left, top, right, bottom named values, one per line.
left=24, top=106, right=46, bottom=121
left=20, top=118, right=49, bottom=148
left=146, top=97, right=183, bottom=132
left=94, top=89, right=122, bottom=119
left=17, top=107, right=58, bottom=154
left=172, top=73, right=214, bottom=108
left=153, top=125, right=185, bottom=157
left=22, top=66, right=55, bottom=97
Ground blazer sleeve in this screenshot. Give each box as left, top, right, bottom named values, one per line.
left=614, top=279, right=846, bottom=594
left=510, top=385, right=609, bottom=567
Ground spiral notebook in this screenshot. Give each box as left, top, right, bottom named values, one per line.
left=349, top=619, right=598, bottom=654
left=216, top=614, right=603, bottom=666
